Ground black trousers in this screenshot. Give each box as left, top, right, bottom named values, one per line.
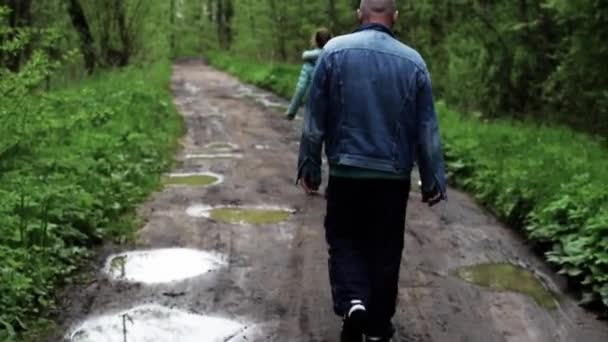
left=324, top=176, right=409, bottom=337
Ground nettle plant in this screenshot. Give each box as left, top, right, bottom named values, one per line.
left=437, top=105, right=608, bottom=311
left=0, top=6, right=79, bottom=339
left=1, top=5, right=75, bottom=246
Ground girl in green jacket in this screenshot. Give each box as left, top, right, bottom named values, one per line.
left=285, top=28, right=333, bottom=120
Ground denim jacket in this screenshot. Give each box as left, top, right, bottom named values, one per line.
left=286, top=49, right=322, bottom=117
left=297, top=24, right=447, bottom=198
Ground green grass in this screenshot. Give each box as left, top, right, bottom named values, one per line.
left=0, top=61, right=183, bottom=340
left=206, top=51, right=608, bottom=310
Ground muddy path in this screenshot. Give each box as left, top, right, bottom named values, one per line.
left=56, top=60, right=608, bottom=342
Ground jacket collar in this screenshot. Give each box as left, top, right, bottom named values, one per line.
left=354, top=23, right=396, bottom=38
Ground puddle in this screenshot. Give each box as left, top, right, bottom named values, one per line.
left=200, top=109, right=225, bottom=118
left=187, top=205, right=294, bottom=225
left=456, top=263, right=557, bottom=309
left=198, top=104, right=225, bottom=118
left=184, top=82, right=200, bottom=95
left=235, top=86, right=287, bottom=110
left=68, top=304, right=247, bottom=342
left=205, top=142, right=239, bottom=151
left=185, top=153, right=244, bottom=160
left=211, top=208, right=291, bottom=225
left=103, top=248, right=224, bottom=284
left=254, top=144, right=275, bottom=150
left=256, top=97, right=286, bottom=109
left=235, top=85, right=254, bottom=98
left=164, top=172, right=223, bottom=186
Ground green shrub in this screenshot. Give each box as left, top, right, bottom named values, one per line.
left=439, top=105, right=608, bottom=308
left=206, top=51, right=608, bottom=309
left=0, top=62, right=182, bottom=338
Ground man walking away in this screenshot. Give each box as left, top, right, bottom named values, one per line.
left=296, top=1, right=447, bottom=341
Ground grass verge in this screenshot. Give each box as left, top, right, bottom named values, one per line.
left=0, top=62, right=183, bottom=340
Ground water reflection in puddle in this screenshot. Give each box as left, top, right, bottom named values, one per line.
left=68, top=304, right=246, bottom=342
left=103, top=248, right=224, bottom=284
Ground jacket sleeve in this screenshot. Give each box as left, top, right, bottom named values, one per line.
left=296, top=54, right=330, bottom=186
left=416, top=69, right=447, bottom=199
left=286, top=63, right=314, bottom=117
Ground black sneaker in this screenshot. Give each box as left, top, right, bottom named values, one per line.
left=365, top=320, right=395, bottom=342
left=341, top=302, right=367, bottom=342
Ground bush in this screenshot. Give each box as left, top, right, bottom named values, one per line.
left=439, top=106, right=608, bottom=308
left=206, top=51, right=608, bottom=309
left=0, top=62, right=182, bottom=339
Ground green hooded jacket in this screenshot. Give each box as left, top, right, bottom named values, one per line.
left=286, top=49, right=322, bottom=117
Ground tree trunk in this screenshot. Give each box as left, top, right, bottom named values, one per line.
left=207, top=0, right=214, bottom=21
left=0, top=0, right=5, bottom=66
left=170, top=0, right=175, bottom=52
left=216, top=0, right=226, bottom=49
left=115, top=0, right=131, bottom=66
left=66, top=0, right=97, bottom=74
left=5, top=0, right=32, bottom=71
left=515, top=0, right=530, bottom=114
left=224, top=0, right=234, bottom=49
left=267, top=0, right=286, bottom=60
left=328, top=0, right=338, bottom=31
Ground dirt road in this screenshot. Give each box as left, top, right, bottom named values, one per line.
left=58, top=60, right=608, bottom=342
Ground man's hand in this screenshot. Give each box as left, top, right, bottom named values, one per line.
left=298, top=164, right=321, bottom=195
left=300, top=176, right=318, bottom=195
left=422, top=185, right=443, bottom=207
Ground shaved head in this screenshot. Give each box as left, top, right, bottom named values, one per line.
left=358, top=0, right=398, bottom=27
left=359, top=0, right=397, bottom=15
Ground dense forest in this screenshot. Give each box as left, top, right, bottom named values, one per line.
left=175, top=0, right=608, bottom=137
left=0, top=0, right=607, bottom=339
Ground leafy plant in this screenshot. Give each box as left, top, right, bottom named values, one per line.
left=0, top=53, right=182, bottom=337
left=438, top=104, right=608, bottom=310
